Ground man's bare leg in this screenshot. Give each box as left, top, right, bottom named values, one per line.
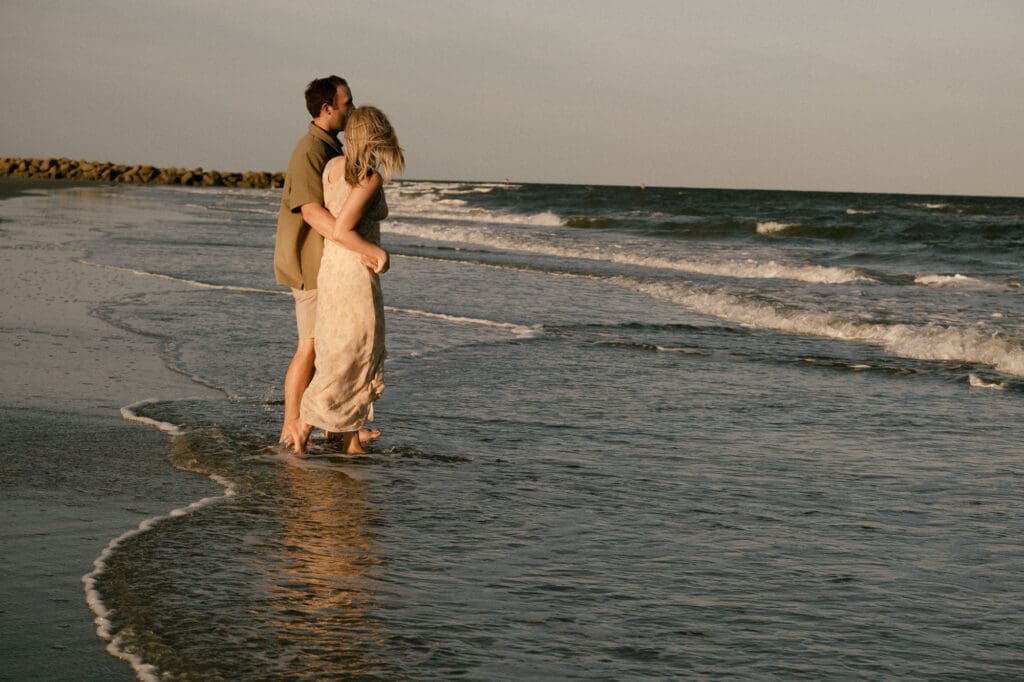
left=280, top=338, right=316, bottom=453
left=327, top=427, right=382, bottom=445
left=339, top=430, right=367, bottom=455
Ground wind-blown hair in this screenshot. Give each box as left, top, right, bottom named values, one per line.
left=343, top=106, right=405, bottom=186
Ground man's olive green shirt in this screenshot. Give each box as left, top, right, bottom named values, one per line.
left=273, top=123, right=343, bottom=290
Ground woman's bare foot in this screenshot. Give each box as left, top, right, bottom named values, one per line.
left=340, top=430, right=367, bottom=455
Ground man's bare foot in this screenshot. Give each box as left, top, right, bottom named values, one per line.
left=340, top=430, right=367, bottom=455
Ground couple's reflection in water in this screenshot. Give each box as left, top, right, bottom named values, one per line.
left=270, top=458, right=390, bottom=677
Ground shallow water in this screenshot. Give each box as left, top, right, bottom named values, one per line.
left=5, top=181, right=1023, bottom=679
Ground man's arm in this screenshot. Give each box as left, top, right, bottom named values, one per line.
left=299, top=202, right=336, bottom=238
left=302, top=196, right=382, bottom=272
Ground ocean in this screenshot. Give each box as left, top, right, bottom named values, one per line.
left=9, top=180, right=1024, bottom=679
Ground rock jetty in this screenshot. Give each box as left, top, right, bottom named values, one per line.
left=0, top=157, right=284, bottom=189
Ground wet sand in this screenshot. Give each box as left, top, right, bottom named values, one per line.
left=0, top=179, right=223, bottom=679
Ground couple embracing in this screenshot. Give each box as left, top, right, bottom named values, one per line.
left=273, top=76, right=404, bottom=455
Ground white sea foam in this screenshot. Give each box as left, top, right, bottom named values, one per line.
left=84, top=400, right=238, bottom=682
left=911, top=202, right=950, bottom=210
left=385, top=305, right=542, bottom=338
left=184, top=202, right=276, bottom=216
left=756, top=221, right=797, bottom=235
left=81, top=259, right=537, bottom=339
left=120, top=398, right=184, bottom=436
left=78, top=260, right=285, bottom=295
left=618, top=278, right=1024, bottom=378
left=393, top=201, right=563, bottom=228
left=524, top=211, right=564, bottom=226
left=914, top=273, right=1002, bottom=289
left=385, top=222, right=872, bottom=284
left=439, top=183, right=510, bottom=194
left=397, top=180, right=518, bottom=195
left=391, top=188, right=860, bottom=283
left=391, top=190, right=560, bottom=227
left=846, top=208, right=878, bottom=215
left=969, top=373, right=1007, bottom=390
left=628, top=253, right=869, bottom=283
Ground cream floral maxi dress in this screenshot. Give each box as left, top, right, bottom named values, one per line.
left=300, top=157, right=387, bottom=433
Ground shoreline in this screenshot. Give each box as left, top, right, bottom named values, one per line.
left=0, top=176, right=100, bottom=200
left=0, top=179, right=225, bottom=679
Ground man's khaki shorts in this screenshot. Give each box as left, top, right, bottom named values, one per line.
left=292, top=288, right=318, bottom=339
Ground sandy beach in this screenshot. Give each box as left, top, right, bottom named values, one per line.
left=0, top=178, right=223, bottom=679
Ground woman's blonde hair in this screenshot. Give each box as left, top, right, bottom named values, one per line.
left=343, top=106, right=405, bottom=186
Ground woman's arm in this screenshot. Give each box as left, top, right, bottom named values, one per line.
left=328, top=171, right=389, bottom=274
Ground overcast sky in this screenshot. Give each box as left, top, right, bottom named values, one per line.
left=2, top=1, right=1022, bottom=196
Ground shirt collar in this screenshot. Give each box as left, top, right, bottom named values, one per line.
left=308, top=122, right=343, bottom=155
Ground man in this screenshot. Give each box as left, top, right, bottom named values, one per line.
left=274, top=75, right=352, bottom=453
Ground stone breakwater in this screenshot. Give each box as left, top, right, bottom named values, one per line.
left=1, top=157, right=284, bottom=188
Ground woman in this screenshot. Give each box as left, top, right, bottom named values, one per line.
left=298, top=106, right=404, bottom=454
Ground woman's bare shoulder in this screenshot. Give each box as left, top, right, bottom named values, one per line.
left=324, top=155, right=346, bottom=184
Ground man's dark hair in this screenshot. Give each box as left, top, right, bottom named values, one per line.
left=305, top=76, right=348, bottom=118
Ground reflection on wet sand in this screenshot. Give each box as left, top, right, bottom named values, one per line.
left=270, top=460, right=389, bottom=677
